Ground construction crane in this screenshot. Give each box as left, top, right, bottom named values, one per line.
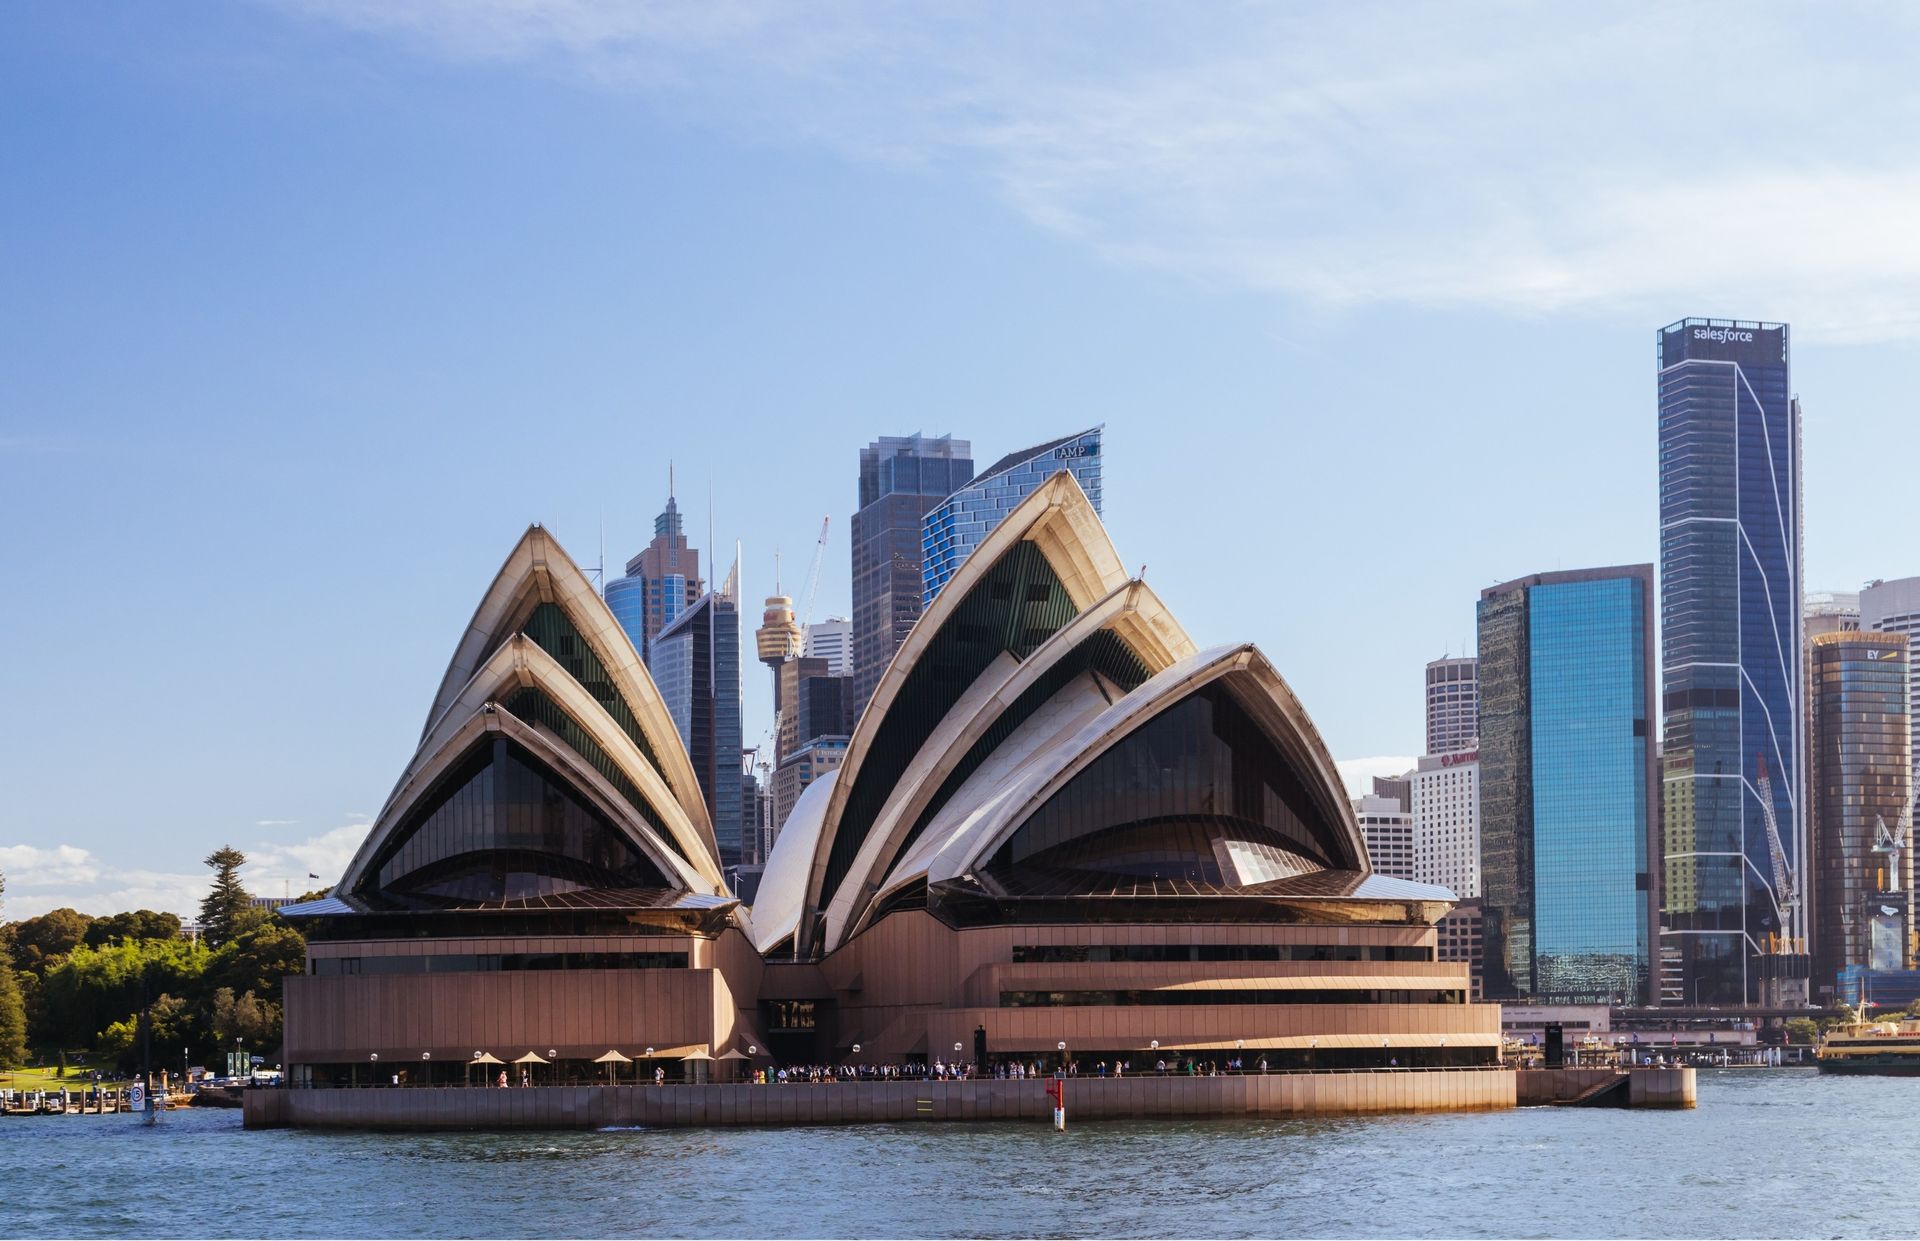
left=1872, top=805, right=1909, bottom=894
left=800, top=516, right=829, bottom=628
left=1754, top=754, right=1801, bottom=953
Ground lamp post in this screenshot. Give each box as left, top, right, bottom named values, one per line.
left=369, top=1053, right=379, bottom=1088
left=421, top=1051, right=431, bottom=1088
left=1309, top=1037, right=1317, bottom=1073
left=954, top=1042, right=964, bottom=1078
left=1057, top=1040, right=1067, bottom=1076
left=645, top=1047, right=655, bottom=1086
left=1235, top=1038, right=1244, bottom=1073
left=548, top=1049, right=557, bottom=1088
left=1150, top=1038, right=1160, bottom=1074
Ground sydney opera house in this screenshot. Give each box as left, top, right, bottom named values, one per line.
left=280, top=474, right=1500, bottom=1091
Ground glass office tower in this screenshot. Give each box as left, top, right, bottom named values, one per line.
left=921, top=427, right=1104, bottom=605
left=1478, top=566, right=1659, bottom=1004
left=1657, top=319, right=1805, bottom=1006
left=650, top=579, right=744, bottom=870
left=850, top=435, right=974, bottom=708
left=1809, top=631, right=1913, bottom=998
left=608, top=489, right=703, bottom=663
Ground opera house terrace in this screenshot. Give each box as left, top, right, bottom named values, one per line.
left=261, top=474, right=1520, bottom=1128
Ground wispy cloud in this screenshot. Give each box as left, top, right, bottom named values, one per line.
left=268, top=1, right=1920, bottom=342
left=0, top=819, right=367, bottom=921
left=1336, top=756, right=1415, bottom=799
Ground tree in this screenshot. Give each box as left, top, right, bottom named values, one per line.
left=9, top=908, right=94, bottom=974
left=210, top=987, right=280, bottom=1049
left=40, top=938, right=209, bottom=1051
left=208, top=922, right=306, bottom=1003
left=0, top=870, right=27, bottom=1068
left=0, top=960, right=24, bottom=1069
left=1784, top=1017, right=1819, bottom=1046
left=83, top=910, right=183, bottom=948
left=199, top=847, right=251, bottom=949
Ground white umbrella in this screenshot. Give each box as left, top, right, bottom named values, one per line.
left=512, top=1051, right=549, bottom=1086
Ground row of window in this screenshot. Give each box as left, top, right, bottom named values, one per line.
left=1010, top=944, right=1432, bottom=963
left=312, top=951, right=689, bottom=976
left=1000, top=988, right=1466, bottom=1007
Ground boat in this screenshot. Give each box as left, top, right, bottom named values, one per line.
left=1816, top=1014, right=1920, bottom=1075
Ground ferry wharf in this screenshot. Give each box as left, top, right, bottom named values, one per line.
left=244, top=1066, right=1693, bottom=1131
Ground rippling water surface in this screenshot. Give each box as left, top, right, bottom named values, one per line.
left=2, top=1070, right=1908, bottom=1238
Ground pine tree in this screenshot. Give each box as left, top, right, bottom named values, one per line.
left=199, top=847, right=252, bottom=949
left=0, top=953, right=27, bottom=1069
left=0, top=869, right=26, bottom=1067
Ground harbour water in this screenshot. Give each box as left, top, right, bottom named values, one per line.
left=1, top=1070, right=1906, bottom=1238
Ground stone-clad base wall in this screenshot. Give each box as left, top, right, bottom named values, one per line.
left=1514, top=1067, right=1696, bottom=1109
left=245, top=1069, right=1516, bottom=1131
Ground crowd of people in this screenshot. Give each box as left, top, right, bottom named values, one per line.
left=757, top=1054, right=1275, bottom=1083
left=764, top=1060, right=971, bottom=1084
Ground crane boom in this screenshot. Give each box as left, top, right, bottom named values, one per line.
left=1754, top=754, right=1798, bottom=943
left=801, top=516, right=829, bottom=626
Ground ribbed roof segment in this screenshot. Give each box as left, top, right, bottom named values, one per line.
left=335, top=525, right=728, bottom=902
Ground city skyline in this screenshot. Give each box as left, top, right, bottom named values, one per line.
left=7, top=6, right=1920, bottom=919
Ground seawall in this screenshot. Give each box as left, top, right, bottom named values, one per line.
left=245, top=1069, right=1516, bottom=1131
left=1516, top=1067, right=1696, bottom=1109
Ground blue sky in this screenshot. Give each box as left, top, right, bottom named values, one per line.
left=3, top=2, right=1916, bottom=918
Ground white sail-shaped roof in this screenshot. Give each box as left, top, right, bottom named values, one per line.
left=797, top=472, right=1127, bottom=952
left=824, top=578, right=1197, bottom=946
left=919, top=643, right=1370, bottom=886
left=334, top=524, right=729, bottom=901
left=420, top=525, right=711, bottom=842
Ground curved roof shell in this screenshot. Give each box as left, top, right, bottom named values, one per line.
left=334, top=525, right=729, bottom=903
left=773, top=469, right=1384, bottom=955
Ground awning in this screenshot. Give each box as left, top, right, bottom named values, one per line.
left=511, top=1052, right=550, bottom=1065
left=715, top=1050, right=751, bottom=1061
left=637, top=1044, right=706, bottom=1060
left=1152, top=1033, right=1502, bottom=1052
left=1153, top=975, right=1466, bottom=992
left=593, top=1050, right=632, bottom=1064
left=470, top=1053, right=504, bottom=1065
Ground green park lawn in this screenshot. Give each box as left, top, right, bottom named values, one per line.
left=2, top=1065, right=135, bottom=1092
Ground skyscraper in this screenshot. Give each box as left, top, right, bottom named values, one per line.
left=920, top=426, right=1104, bottom=605
left=607, top=483, right=704, bottom=663
left=1809, top=630, right=1912, bottom=1000
left=650, top=562, right=744, bottom=870
left=803, top=616, right=852, bottom=677
left=1478, top=565, right=1658, bottom=1005
left=1425, top=656, right=1479, bottom=755
left=774, top=656, right=851, bottom=763
left=1862, top=576, right=1920, bottom=794
left=1657, top=318, right=1804, bottom=1006
left=771, top=733, right=849, bottom=842
left=850, top=434, right=973, bottom=707
left=1351, top=793, right=1414, bottom=882
left=1411, top=751, right=1480, bottom=899
left=1805, top=590, right=1861, bottom=638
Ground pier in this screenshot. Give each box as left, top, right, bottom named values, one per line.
left=244, top=1066, right=1694, bottom=1131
